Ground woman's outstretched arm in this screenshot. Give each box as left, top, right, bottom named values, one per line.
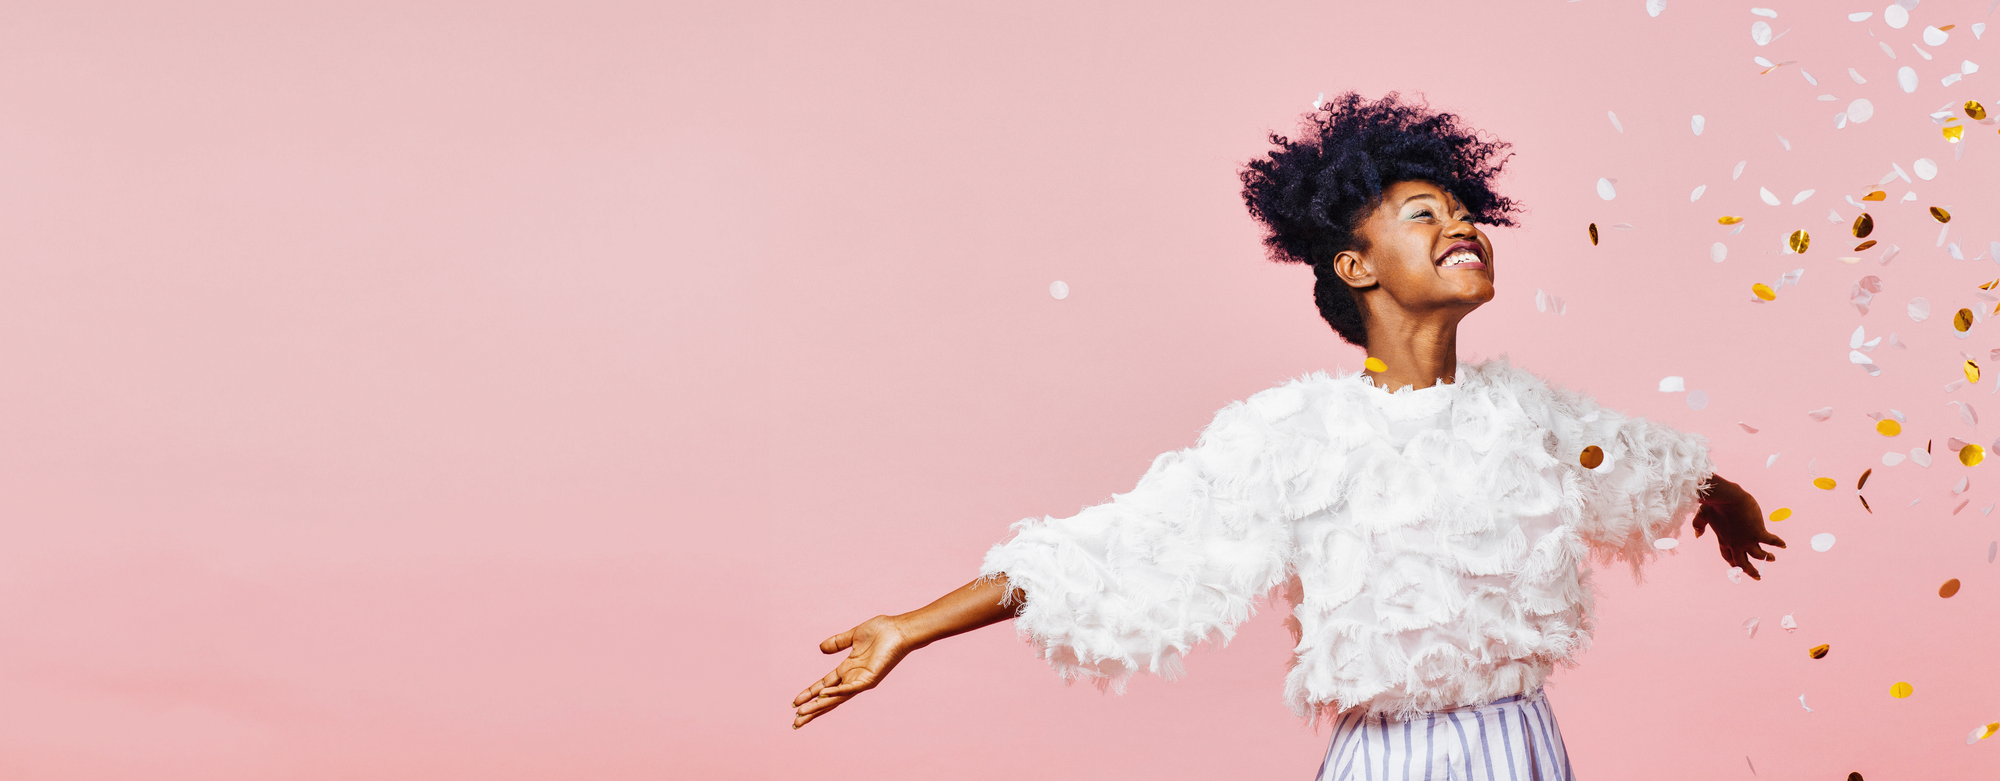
left=792, top=576, right=1021, bottom=729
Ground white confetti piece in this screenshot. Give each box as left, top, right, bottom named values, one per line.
left=1647, top=0, right=1666, bottom=16
left=1751, top=7, right=1777, bottom=17
left=1654, top=537, right=1679, bottom=550
left=1743, top=617, right=1761, bottom=637
left=1882, top=244, right=1901, bottom=265
left=1607, top=111, right=1623, bottom=133
left=1955, top=400, right=1980, bottom=427
left=1803, top=69, right=1818, bottom=85
left=1950, top=242, right=1963, bottom=260
left=1739, top=422, right=1759, bottom=433
left=1808, top=407, right=1834, bottom=421
left=1955, top=476, right=1971, bottom=494
left=1791, top=189, right=1814, bottom=204
left=1751, top=20, right=1774, bottom=44
left=1536, top=288, right=1547, bottom=313
left=1835, top=112, right=1849, bottom=129
left=1892, top=162, right=1911, bottom=182
left=1990, top=541, right=1997, bottom=562
left=1970, top=725, right=1992, bottom=745
left=1659, top=376, right=1685, bottom=392
left=1811, top=533, right=1836, bottom=552
left=1976, top=22, right=1988, bottom=40
left=1964, top=60, right=1980, bottom=75
left=1848, top=98, right=1875, bottom=123
left=1608, top=223, right=1633, bottom=231
left=1943, top=73, right=1963, bottom=86
left=1849, top=67, right=1868, bottom=84
left=1899, top=66, right=1919, bottom=93
left=1851, top=350, right=1875, bottom=365
left=1799, top=694, right=1813, bottom=712
left=1755, top=55, right=1775, bottom=68
left=1767, top=453, right=1781, bottom=467
left=1711, top=242, right=1728, bottom=263
left=1885, top=3, right=1909, bottom=28
left=1902, top=191, right=1918, bottom=202
left=1939, top=223, right=1951, bottom=247
left=1914, top=43, right=1935, bottom=61
left=1728, top=567, right=1745, bottom=583
left=1913, top=447, right=1934, bottom=467
left=1885, top=451, right=1907, bottom=465
left=1313, top=92, right=1324, bottom=109
left=1891, top=332, right=1905, bottom=349
left=1925, top=25, right=1950, bottom=45
left=1691, top=114, right=1706, bottom=135
left=1914, top=158, right=1938, bottom=180
left=1688, top=390, right=1710, bottom=410
left=1732, top=160, right=1747, bottom=180
left=1775, top=132, right=1791, bottom=151
left=1691, top=184, right=1707, bottom=201
left=1850, top=11, right=1875, bottom=21
left=1050, top=280, right=1070, bottom=299
left=1596, top=177, right=1616, bottom=200
left=1759, top=187, right=1780, bottom=205
left=1827, top=209, right=1842, bottom=222
left=1882, top=41, right=1899, bottom=59
left=1781, top=614, right=1797, bottom=632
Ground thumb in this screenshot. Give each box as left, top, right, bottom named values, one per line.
left=1692, top=515, right=1708, bottom=537
left=820, top=630, right=854, bottom=654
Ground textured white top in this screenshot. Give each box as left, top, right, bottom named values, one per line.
left=980, top=358, right=1713, bottom=719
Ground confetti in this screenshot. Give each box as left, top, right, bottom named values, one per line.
left=1743, top=617, right=1760, bottom=637
left=1691, top=184, right=1706, bottom=201
left=1858, top=468, right=1873, bottom=490
left=1914, top=158, right=1938, bottom=180
left=1957, top=308, right=1976, bottom=332
left=1789, top=230, right=1811, bottom=253
left=1647, top=0, right=1666, bottom=16
left=1775, top=132, right=1791, bottom=151
left=1932, top=206, right=1952, bottom=223
left=1364, top=357, right=1387, bottom=372
left=1712, top=242, right=1728, bottom=263
left=1964, top=444, right=1986, bottom=465
left=1913, top=447, right=1934, bottom=467
left=1770, top=507, right=1793, bottom=521
left=1728, top=567, right=1744, bottom=584
left=1940, top=578, right=1962, bottom=597
left=1781, top=614, right=1797, bottom=632
left=1970, top=361, right=1983, bottom=384
left=1807, top=644, right=1829, bottom=659
left=1911, top=297, right=1932, bottom=321
left=1733, top=160, right=1747, bottom=180
left=1813, top=477, right=1837, bottom=490
left=1811, top=532, right=1836, bottom=551
left=1850, top=11, right=1874, bottom=21
left=1659, top=376, right=1685, bottom=392
left=1944, top=123, right=1965, bottom=142
left=1879, top=419, right=1903, bottom=436
left=1809, top=407, right=1834, bottom=421
left=1596, top=178, right=1616, bottom=200
left=1968, top=60, right=1982, bottom=75
left=1607, top=111, right=1623, bottom=132
left=1739, top=422, right=1759, bottom=433
left=1853, top=213, right=1874, bottom=239
left=1885, top=4, right=1909, bottom=28
left=1050, top=280, right=1069, bottom=299
left=1719, top=215, right=1744, bottom=225
left=1588, top=223, right=1598, bottom=245
left=1899, top=66, right=1920, bottom=93
left=1968, top=100, right=1989, bottom=120
left=1863, top=189, right=1887, bottom=201
left=1793, top=189, right=1815, bottom=204
left=1753, top=283, right=1777, bottom=301
left=1925, top=25, right=1949, bottom=45
left=1580, top=445, right=1605, bottom=469
left=1970, top=724, right=2000, bottom=744
left=1687, top=390, right=1709, bottom=410
left=1849, top=98, right=1876, bottom=123
left=1760, top=187, right=1780, bottom=206
left=1881, top=41, right=1899, bottom=59
left=1692, top=114, right=1706, bottom=135
left=1801, top=695, right=1813, bottom=712
left=1654, top=537, right=1678, bottom=550
left=1751, top=21, right=1773, bottom=45
left=1856, top=240, right=1878, bottom=251
left=1885, top=451, right=1907, bottom=465
left=1891, top=681, right=1914, bottom=698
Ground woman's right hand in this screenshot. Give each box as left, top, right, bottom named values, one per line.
left=792, top=614, right=919, bottom=729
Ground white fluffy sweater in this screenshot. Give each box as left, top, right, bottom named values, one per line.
left=980, top=358, right=1713, bottom=720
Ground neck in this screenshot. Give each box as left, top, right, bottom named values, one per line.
left=1359, top=310, right=1464, bottom=391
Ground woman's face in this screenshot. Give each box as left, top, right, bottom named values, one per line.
left=1334, top=180, right=1495, bottom=314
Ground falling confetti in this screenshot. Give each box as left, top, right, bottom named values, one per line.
left=1596, top=178, right=1616, bottom=200
left=1050, top=281, right=1070, bottom=299
left=1691, top=184, right=1707, bottom=201
left=1940, top=578, right=1961, bottom=598
left=1809, top=644, right=1830, bottom=659
left=1914, top=158, right=1938, bottom=180
left=1588, top=223, right=1598, bottom=245
left=1743, top=617, right=1760, bottom=637
left=1770, top=507, right=1792, bottom=522
left=1781, top=614, right=1797, bottom=632
left=1718, top=215, right=1744, bottom=225
left=1853, top=213, right=1874, bottom=238
left=1957, top=308, right=1976, bottom=332
left=1813, top=477, right=1837, bottom=490
left=1891, top=681, right=1914, bottom=699
left=1687, top=390, right=1709, bottom=410
left=1753, top=283, right=1777, bottom=301
left=1788, top=230, right=1811, bottom=253
left=1879, top=419, right=1903, bottom=436
left=1607, top=111, right=1623, bottom=133
left=1886, top=4, right=1909, bottom=29
left=1691, top=114, right=1706, bottom=135
left=1970, top=361, right=1983, bottom=384
left=1654, top=537, right=1678, bottom=550
left=1968, top=100, right=1988, bottom=120
left=1858, top=468, right=1872, bottom=490
left=1811, top=532, right=1836, bottom=551
left=1659, top=376, right=1685, bottom=392
left=1364, top=357, right=1387, bottom=372
left=1931, top=206, right=1952, bottom=223
left=1760, top=187, right=1780, bottom=206
left=1711, top=242, right=1728, bottom=263
left=1580, top=445, right=1605, bottom=469
left=1849, top=99, right=1876, bottom=123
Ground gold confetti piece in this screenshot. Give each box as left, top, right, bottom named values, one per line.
left=1891, top=681, right=1914, bottom=698
left=1860, top=495, right=1872, bottom=513
left=1855, top=240, right=1878, bottom=251
left=1945, top=123, right=1966, bottom=142
left=1588, top=223, right=1598, bottom=245
left=1863, top=190, right=1888, bottom=201
left=1962, top=444, right=1985, bottom=466
left=1753, top=282, right=1777, bottom=301
left=1809, top=644, right=1830, bottom=659
left=1364, top=356, right=1387, bottom=372
left=1957, top=307, right=1976, bottom=331
left=1718, top=215, right=1744, bottom=225
left=1853, top=212, right=1873, bottom=238
left=1932, top=206, right=1953, bottom=223
left=1788, top=230, right=1811, bottom=253
left=1982, top=280, right=2000, bottom=290
left=1878, top=419, right=1903, bottom=436
left=1969, top=100, right=1989, bottom=120
left=1940, top=578, right=1962, bottom=597
left=1770, top=507, right=1793, bottom=522
left=1813, top=477, right=1837, bottom=490
left=1580, top=445, right=1604, bottom=469
left=1858, top=468, right=1873, bottom=490
left=1969, top=360, right=1983, bottom=384
left=1940, top=24, right=1957, bottom=31
left=1982, top=723, right=1999, bottom=740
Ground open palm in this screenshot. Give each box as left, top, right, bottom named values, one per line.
left=792, top=615, right=917, bottom=729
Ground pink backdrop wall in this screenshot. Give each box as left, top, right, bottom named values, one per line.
left=2, top=0, right=1996, bottom=778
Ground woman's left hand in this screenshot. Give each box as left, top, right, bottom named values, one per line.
left=1691, top=474, right=1786, bottom=579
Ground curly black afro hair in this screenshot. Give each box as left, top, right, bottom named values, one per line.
left=1239, top=92, right=1522, bottom=347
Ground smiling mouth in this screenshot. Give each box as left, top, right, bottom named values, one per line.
left=1438, top=245, right=1486, bottom=268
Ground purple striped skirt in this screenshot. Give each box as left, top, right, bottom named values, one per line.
left=1313, top=689, right=1573, bottom=781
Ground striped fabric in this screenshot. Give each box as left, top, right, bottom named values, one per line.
left=1313, top=689, right=1574, bottom=781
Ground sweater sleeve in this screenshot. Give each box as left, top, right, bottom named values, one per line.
left=1548, top=387, right=1716, bottom=571
left=979, top=386, right=1318, bottom=691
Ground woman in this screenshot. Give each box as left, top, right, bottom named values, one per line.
left=791, top=93, right=1784, bottom=779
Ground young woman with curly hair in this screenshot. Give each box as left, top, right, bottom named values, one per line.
left=791, top=92, right=1784, bottom=780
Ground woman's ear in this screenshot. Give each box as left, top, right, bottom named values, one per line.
left=1332, top=249, right=1376, bottom=288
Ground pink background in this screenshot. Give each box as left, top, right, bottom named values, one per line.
left=3, top=0, right=1997, bottom=778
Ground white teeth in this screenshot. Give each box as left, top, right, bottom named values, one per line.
left=1441, top=250, right=1480, bottom=266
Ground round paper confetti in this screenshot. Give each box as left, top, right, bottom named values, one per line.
left=1596, top=178, right=1616, bottom=200
left=1753, top=283, right=1777, bottom=301
left=1364, top=357, right=1387, bottom=373
left=1788, top=230, right=1810, bottom=253
left=1808, top=644, right=1829, bottom=659
left=1811, top=532, right=1836, bottom=552
left=1848, top=98, right=1875, bottom=123
left=1939, top=578, right=1961, bottom=598
left=1914, top=158, right=1938, bottom=180
left=1050, top=281, right=1069, bottom=299
left=1813, top=477, right=1837, bottom=490
left=1898, top=66, right=1919, bottom=93
left=1890, top=681, right=1913, bottom=699
left=1751, top=20, right=1772, bottom=45
left=1770, top=507, right=1792, bottom=522
left=1944, top=123, right=1965, bottom=143
left=1885, top=4, right=1909, bottom=27
left=1878, top=419, right=1903, bottom=436
left=1931, top=206, right=1952, bottom=223
left=1687, top=390, right=1709, bottom=410
left=1711, top=242, right=1727, bottom=263
left=1580, top=445, right=1605, bottom=469
left=1853, top=213, right=1873, bottom=238
left=1956, top=308, right=1975, bottom=332
left=1691, top=114, right=1705, bottom=135
left=1653, top=537, right=1678, bottom=550
left=1965, top=445, right=1987, bottom=467
left=1924, top=25, right=1949, bottom=46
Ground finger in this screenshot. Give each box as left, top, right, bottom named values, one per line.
left=793, top=669, right=843, bottom=706
left=1738, top=555, right=1762, bottom=580
left=1762, top=532, right=1788, bottom=548
left=820, top=631, right=854, bottom=655
left=1693, top=516, right=1708, bottom=537
left=1748, top=547, right=1774, bottom=561
left=795, top=692, right=852, bottom=717
left=820, top=673, right=880, bottom=698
